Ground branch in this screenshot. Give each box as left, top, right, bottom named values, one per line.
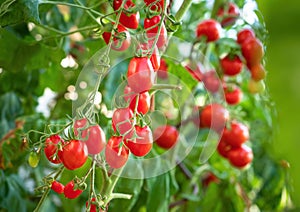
left=174, top=0, right=193, bottom=22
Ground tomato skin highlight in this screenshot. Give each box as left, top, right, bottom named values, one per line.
left=124, top=125, right=153, bottom=157
left=44, top=135, right=64, bottom=164
left=227, top=145, right=253, bottom=168
left=154, top=125, right=179, bottom=149
left=102, top=25, right=131, bottom=51
left=60, top=140, right=88, bottom=170
left=112, top=108, right=134, bottom=138
left=105, top=136, right=129, bottom=169
left=220, top=55, right=243, bottom=76
left=124, top=85, right=150, bottom=115
left=223, top=122, right=249, bottom=148
left=64, top=180, right=83, bottom=199
left=127, top=57, right=155, bottom=93
left=51, top=181, right=64, bottom=194
left=196, top=19, right=221, bottom=42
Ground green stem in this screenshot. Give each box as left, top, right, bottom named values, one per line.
left=174, top=0, right=193, bottom=22
left=40, top=0, right=93, bottom=10
left=108, top=193, right=132, bottom=202
left=150, top=84, right=182, bottom=91
left=74, top=0, right=102, bottom=26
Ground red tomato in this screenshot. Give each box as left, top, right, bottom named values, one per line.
left=223, top=122, right=249, bottom=148
left=203, top=71, right=221, bottom=93
left=112, top=108, right=134, bottom=138
left=102, top=25, right=131, bottom=51
left=217, top=137, right=231, bottom=158
left=124, top=125, right=153, bottom=157
left=220, top=55, right=243, bottom=76
left=127, top=57, right=155, bottom=93
left=124, top=85, right=150, bottom=114
left=144, top=15, right=168, bottom=49
left=157, top=58, right=168, bottom=79
left=86, top=198, right=97, bottom=212
left=113, top=0, right=140, bottom=29
left=196, top=19, right=221, bottom=42
left=217, top=2, right=239, bottom=27
left=64, top=180, right=83, bottom=199
left=184, top=63, right=203, bottom=81
left=150, top=45, right=161, bottom=71
left=241, top=37, right=264, bottom=68
left=105, top=136, right=129, bottom=169
left=51, top=181, right=64, bottom=194
left=74, top=119, right=106, bottom=155
left=60, top=140, right=88, bottom=170
left=153, top=125, right=179, bottom=149
left=44, top=135, right=64, bottom=164
left=224, top=85, right=243, bottom=105
left=250, top=63, right=266, bottom=81
left=200, top=103, right=229, bottom=132
left=144, top=0, right=164, bottom=12
left=202, top=172, right=220, bottom=187
left=237, top=28, right=255, bottom=45
left=227, top=145, right=253, bottom=168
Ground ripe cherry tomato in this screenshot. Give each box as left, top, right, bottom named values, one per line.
left=202, top=172, right=220, bottom=187
left=102, top=25, right=131, bottom=51
left=113, top=0, right=140, bottom=29
left=237, top=28, right=255, bottom=45
left=196, top=19, right=221, bottom=42
left=51, top=181, right=64, bottom=194
left=203, top=71, right=221, bottom=93
left=44, top=135, right=64, bottom=164
left=124, top=125, right=153, bottom=157
left=60, top=140, right=88, bottom=170
left=144, top=15, right=168, bottom=49
left=144, top=0, right=165, bottom=12
left=64, top=180, right=83, bottom=199
left=200, top=103, right=229, bottom=132
left=241, top=37, right=264, bottom=68
left=227, top=145, right=253, bottom=168
left=157, top=58, right=168, bottom=79
left=223, top=122, right=249, bottom=148
left=250, top=63, right=266, bottom=81
left=74, top=119, right=106, bottom=155
left=112, top=108, right=134, bottom=138
left=105, top=136, right=129, bottom=169
left=150, top=45, right=161, bottom=71
left=224, top=85, right=243, bottom=105
left=217, top=137, right=231, bottom=158
left=217, top=2, right=239, bottom=27
left=153, top=125, right=179, bottom=149
left=127, top=57, right=155, bottom=93
left=248, top=79, right=265, bottom=94
left=124, top=85, right=150, bottom=115
left=86, top=198, right=97, bottom=212
left=220, top=55, right=243, bottom=76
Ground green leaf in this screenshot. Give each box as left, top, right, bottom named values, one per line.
left=0, top=0, right=40, bottom=27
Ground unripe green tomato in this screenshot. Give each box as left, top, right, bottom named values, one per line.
left=248, top=79, right=265, bottom=94
left=28, top=151, right=40, bottom=168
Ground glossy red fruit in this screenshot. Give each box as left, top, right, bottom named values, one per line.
left=196, top=19, right=221, bottom=42
left=105, top=136, right=129, bottom=169
left=157, top=58, right=168, bottom=79
left=220, top=55, right=243, bottom=76
left=202, top=172, right=220, bottom=187
left=125, top=125, right=153, bottom=157
left=74, top=119, right=106, bottom=155
left=102, top=25, right=131, bottom=51
left=144, top=15, right=168, bottom=49
left=86, top=198, right=97, bottom=212
left=217, top=137, right=231, bottom=158
left=224, top=122, right=249, bottom=148
left=227, top=145, right=253, bottom=168
left=113, top=0, right=140, bottom=29
left=224, top=86, right=243, bottom=105
left=203, top=71, right=221, bottom=93
left=112, top=108, right=134, bottom=138
left=144, top=0, right=164, bottom=12
left=250, top=63, right=266, bottom=81
left=184, top=63, right=203, bottom=81
left=237, top=28, right=255, bottom=45
left=127, top=57, right=155, bottom=93
left=64, top=180, right=83, bottom=199
left=150, top=45, right=161, bottom=71
left=44, top=135, right=64, bottom=164
left=60, top=140, right=88, bottom=170
left=154, top=125, right=179, bottom=149
left=241, top=37, right=264, bottom=68
left=51, top=181, right=64, bottom=194
left=124, top=85, right=150, bottom=114
left=200, top=103, right=229, bottom=132
left=217, top=2, right=239, bottom=27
